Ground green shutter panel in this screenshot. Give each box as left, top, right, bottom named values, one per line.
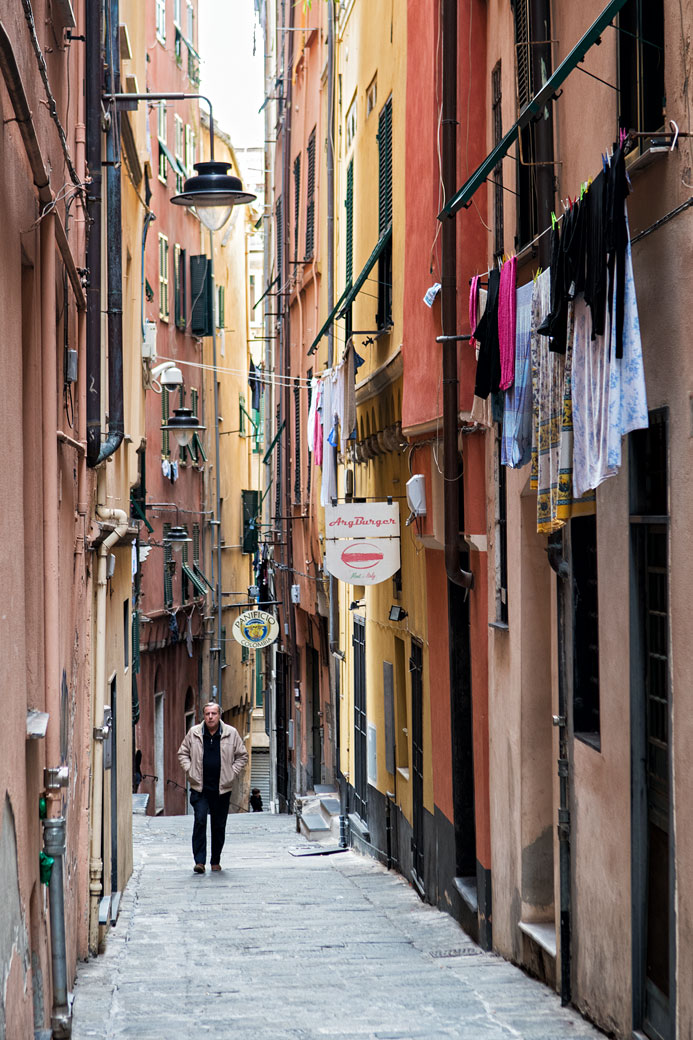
left=242, top=489, right=260, bottom=554
left=182, top=529, right=189, bottom=600
left=132, top=610, right=141, bottom=674
left=163, top=525, right=173, bottom=607
left=276, top=197, right=283, bottom=290
left=190, top=255, right=213, bottom=336
left=162, top=387, right=170, bottom=457
left=305, top=128, right=316, bottom=258
left=293, top=379, right=302, bottom=504
left=378, top=98, right=393, bottom=234
left=293, top=154, right=301, bottom=261
left=346, top=159, right=354, bottom=285
left=193, top=523, right=200, bottom=565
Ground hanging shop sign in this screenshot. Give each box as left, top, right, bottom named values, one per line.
left=232, top=610, right=279, bottom=649
left=324, top=502, right=400, bottom=585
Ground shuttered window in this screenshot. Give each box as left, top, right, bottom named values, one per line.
left=242, top=490, right=260, bottom=554
left=492, top=62, right=504, bottom=260
left=190, top=255, right=213, bottom=336
left=306, top=369, right=313, bottom=501
left=163, top=523, right=173, bottom=608
left=192, top=523, right=200, bottom=565
left=345, top=158, right=354, bottom=339
left=293, top=154, right=301, bottom=262
left=181, top=525, right=190, bottom=601
left=276, top=197, right=283, bottom=291
left=274, top=403, right=282, bottom=524
left=161, top=387, right=170, bottom=457
left=157, top=103, right=167, bottom=181
left=158, top=234, right=169, bottom=321
left=174, top=245, right=186, bottom=329
left=514, top=0, right=538, bottom=248
left=293, top=379, right=302, bottom=504
left=216, top=285, right=225, bottom=328
left=377, top=98, right=393, bottom=330
left=305, top=128, right=316, bottom=258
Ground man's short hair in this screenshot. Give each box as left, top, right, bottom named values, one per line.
left=203, top=702, right=220, bottom=713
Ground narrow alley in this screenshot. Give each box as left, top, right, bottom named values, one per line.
left=72, top=814, right=604, bottom=1040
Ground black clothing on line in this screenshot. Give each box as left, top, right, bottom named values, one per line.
left=537, top=222, right=568, bottom=354
left=473, top=267, right=502, bottom=399
left=606, top=145, right=630, bottom=359
left=584, top=170, right=608, bottom=340
left=190, top=788, right=231, bottom=865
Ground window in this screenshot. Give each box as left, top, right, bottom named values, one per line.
left=293, top=378, right=302, bottom=503
left=161, top=386, right=170, bottom=457
left=572, top=515, right=600, bottom=745
left=156, top=0, right=166, bottom=43
left=239, top=393, right=247, bottom=436
left=345, top=92, right=357, bottom=151
left=376, top=97, right=393, bottom=330
left=305, top=128, right=316, bottom=259
left=366, top=75, right=377, bottom=118
left=216, top=285, right=225, bottom=329
left=192, top=523, right=200, bottom=566
left=492, top=62, right=504, bottom=260
left=275, top=196, right=283, bottom=290
left=173, top=0, right=181, bottom=26
left=514, top=0, right=538, bottom=248
left=186, top=0, right=194, bottom=41
left=157, top=103, right=167, bottom=182
left=618, top=0, right=665, bottom=147
left=185, top=125, right=196, bottom=178
left=173, top=244, right=186, bottom=329
left=174, top=115, right=185, bottom=193
left=249, top=274, right=256, bottom=310
left=293, top=153, right=301, bottom=261
left=345, top=158, right=354, bottom=339
left=158, top=234, right=169, bottom=320
left=495, top=429, right=508, bottom=624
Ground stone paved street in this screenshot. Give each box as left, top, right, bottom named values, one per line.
left=72, top=813, right=605, bottom=1040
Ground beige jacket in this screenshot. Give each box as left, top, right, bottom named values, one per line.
left=177, top=721, right=249, bottom=795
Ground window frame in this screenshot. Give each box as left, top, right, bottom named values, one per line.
left=156, top=0, right=166, bottom=44
left=157, top=103, right=168, bottom=183
left=158, top=233, right=169, bottom=321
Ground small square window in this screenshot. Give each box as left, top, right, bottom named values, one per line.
left=345, top=92, right=357, bottom=152
left=366, top=75, right=377, bottom=118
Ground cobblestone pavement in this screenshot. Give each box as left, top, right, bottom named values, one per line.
left=72, top=813, right=604, bottom=1040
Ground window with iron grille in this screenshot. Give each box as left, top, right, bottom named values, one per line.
left=377, top=97, right=393, bottom=331
left=572, top=514, right=600, bottom=745
left=495, top=429, right=508, bottom=624
left=293, top=379, right=302, bottom=504
left=618, top=0, right=665, bottom=150
left=513, top=0, right=538, bottom=249
left=305, top=128, right=316, bottom=259
left=163, top=523, right=173, bottom=608
left=276, top=197, right=283, bottom=292
left=174, top=245, right=186, bottom=329
left=158, top=234, right=169, bottom=321
left=492, top=62, right=504, bottom=260
left=161, top=386, right=170, bottom=457
left=293, top=154, right=301, bottom=263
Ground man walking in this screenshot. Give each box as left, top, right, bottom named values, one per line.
left=177, top=702, right=249, bottom=874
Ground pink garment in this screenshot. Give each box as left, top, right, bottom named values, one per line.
left=498, top=256, right=517, bottom=390
left=469, top=275, right=480, bottom=350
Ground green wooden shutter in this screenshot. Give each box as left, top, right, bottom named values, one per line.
left=163, top=524, right=173, bottom=607
left=305, top=128, right=316, bottom=258
left=162, top=387, right=170, bottom=457
left=378, top=98, right=392, bottom=234
left=190, top=255, right=213, bottom=336
left=276, top=197, right=283, bottom=289
left=346, top=158, right=354, bottom=285
left=242, top=490, right=260, bottom=554
left=193, top=523, right=200, bottom=565
left=293, top=154, right=301, bottom=261
left=132, top=610, right=141, bottom=674
left=293, top=379, right=302, bottom=503
left=181, top=528, right=189, bottom=601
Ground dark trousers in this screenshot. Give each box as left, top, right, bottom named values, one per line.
left=190, top=788, right=231, bottom=865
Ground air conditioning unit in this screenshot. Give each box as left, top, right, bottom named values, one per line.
left=406, top=474, right=427, bottom=517
left=142, top=320, right=157, bottom=361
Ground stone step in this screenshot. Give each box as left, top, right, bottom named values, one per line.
left=319, top=796, right=341, bottom=817
left=298, top=812, right=331, bottom=841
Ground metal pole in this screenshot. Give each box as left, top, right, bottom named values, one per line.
left=43, top=818, right=70, bottom=1036
left=208, top=229, right=223, bottom=702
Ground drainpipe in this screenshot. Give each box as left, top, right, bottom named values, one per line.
left=441, top=0, right=473, bottom=591
left=97, top=0, right=124, bottom=465
left=41, top=212, right=72, bottom=1036
left=89, top=506, right=129, bottom=953
left=326, top=0, right=340, bottom=654
left=85, top=0, right=102, bottom=467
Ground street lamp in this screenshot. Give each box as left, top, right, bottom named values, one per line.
left=161, top=406, right=206, bottom=448
left=164, top=525, right=192, bottom=553
left=170, top=161, right=255, bottom=231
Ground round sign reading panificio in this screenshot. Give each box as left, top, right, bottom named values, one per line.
left=232, top=610, right=279, bottom=649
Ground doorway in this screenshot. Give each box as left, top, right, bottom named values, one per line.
left=352, top=616, right=367, bottom=821
left=110, top=678, right=118, bottom=896
left=306, top=646, right=321, bottom=790
left=154, top=692, right=164, bottom=815
left=630, top=411, right=675, bottom=1040
left=410, top=640, right=424, bottom=894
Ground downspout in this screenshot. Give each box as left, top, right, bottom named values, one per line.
left=89, top=506, right=129, bottom=953
left=41, top=213, right=71, bottom=1038
left=85, top=0, right=102, bottom=466
left=97, top=0, right=124, bottom=464
left=441, top=0, right=473, bottom=591
left=326, top=0, right=339, bottom=654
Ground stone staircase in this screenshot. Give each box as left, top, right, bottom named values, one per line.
left=295, top=784, right=343, bottom=842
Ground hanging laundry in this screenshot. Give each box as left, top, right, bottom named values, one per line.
left=498, top=256, right=517, bottom=389
left=307, top=376, right=319, bottom=455
left=571, top=224, right=648, bottom=499
left=501, top=280, right=533, bottom=468
left=584, top=169, right=607, bottom=340
left=469, top=274, right=481, bottom=351
left=473, top=267, right=502, bottom=399
left=313, top=379, right=324, bottom=468
left=556, top=302, right=596, bottom=520
left=340, top=340, right=356, bottom=453
left=320, top=369, right=338, bottom=507
left=537, top=222, right=568, bottom=354
left=470, top=288, right=493, bottom=427
left=530, top=269, right=566, bottom=534
left=248, top=360, right=262, bottom=411
left=605, top=143, right=630, bottom=359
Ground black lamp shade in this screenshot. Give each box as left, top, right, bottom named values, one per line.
left=170, top=161, right=256, bottom=230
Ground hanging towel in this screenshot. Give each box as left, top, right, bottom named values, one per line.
left=307, top=376, right=319, bottom=454
left=498, top=256, right=517, bottom=390
left=470, top=289, right=493, bottom=427
left=313, top=379, right=324, bottom=468
left=320, top=370, right=338, bottom=506
left=501, top=280, right=533, bottom=468
left=341, top=341, right=356, bottom=453
left=556, top=301, right=596, bottom=519
left=473, top=268, right=502, bottom=399
left=530, top=269, right=566, bottom=533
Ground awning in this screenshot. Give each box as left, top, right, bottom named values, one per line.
left=182, top=563, right=208, bottom=598
left=159, top=139, right=186, bottom=180
left=438, top=0, right=629, bottom=220
left=308, top=223, right=392, bottom=354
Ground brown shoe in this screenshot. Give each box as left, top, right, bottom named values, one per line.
left=210, top=864, right=222, bottom=872
left=193, top=863, right=205, bottom=874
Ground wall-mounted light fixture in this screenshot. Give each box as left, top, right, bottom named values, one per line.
left=164, top=525, right=192, bottom=554
left=388, top=605, right=408, bottom=622
left=349, top=599, right=365, bottom=611
left=161, top=407, right=206, bottom=448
